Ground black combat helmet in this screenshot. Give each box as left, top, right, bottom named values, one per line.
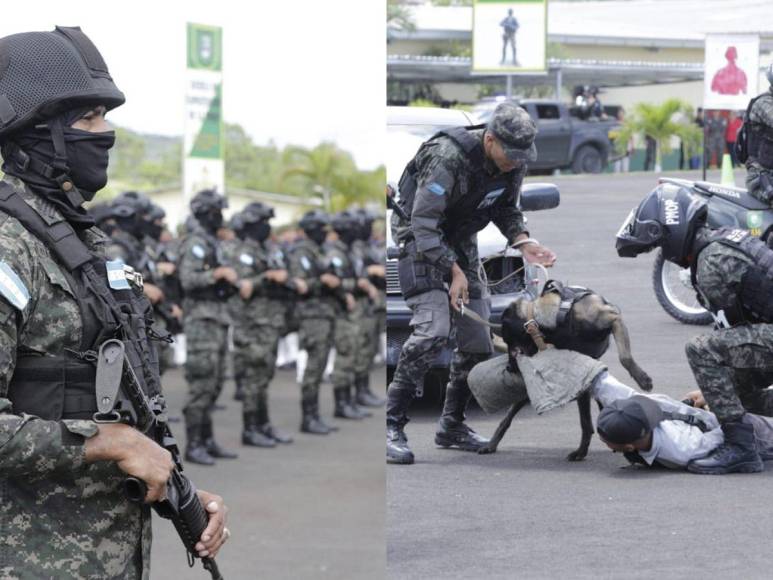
left=299, top=210, right=329, bottom=245
left=616, top=183, right=707, bottom=268
left=241, top=201, right=275, bottom=223
left=354, top=208, right=375, bottom=241
left=0, top=26, right=125, bottom=139
left=331, top=210, right=359, bottom=245
left=189, top=189, right=227, bottom=234
left=111, top=191, right=152, bottom=217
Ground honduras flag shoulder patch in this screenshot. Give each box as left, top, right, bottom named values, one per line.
left=0, top=261, right=30, bottom=310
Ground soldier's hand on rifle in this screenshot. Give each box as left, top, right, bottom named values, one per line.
left=345, top=293, right=356, bottom=312
left=267, top=269, right=289, bottom=284
left=239, top=279, right=254, bottom=300
left=320, top=273, right=341, bottom=289
left=195, top=489, right=229, bottom=559
left=367, top=264, right=386, bottom=278
left=449, top=263, right=469, bottom=312
left=143, top=283, right=165, bottom=305
left=357, top=278, right=379, bottom=301
left=157, top=261, right=176, bottom=276
left=293, top=277, right=309, bottom=295
left=213, top=266, right=238, bottom=285
left=84, top=423, right=174, bottom=503
left=171, top=304, right=183, bottom=320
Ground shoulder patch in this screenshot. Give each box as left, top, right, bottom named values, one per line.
left=239, top=253, right=254, bottom=265
left=0, top=261, right=29, bottom=310
left=427, top=182, right=446, bottom=196
left=300, top=255, right=312, bottom=271
left=331, top=256, right=343, bottom=268
left=106, top=259, right=131, bottom=290
left=191, top=244, right=206, bottom=259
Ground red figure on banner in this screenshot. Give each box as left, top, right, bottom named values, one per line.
left=711, top=46, right=748, bottom=95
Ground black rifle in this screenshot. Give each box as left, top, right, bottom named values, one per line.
left=95, top=339, right=223, bottom=580
left=387, top=193, right=410, bottom=223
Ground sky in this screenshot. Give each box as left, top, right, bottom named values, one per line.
left=0, top=1, right=386, bottom=170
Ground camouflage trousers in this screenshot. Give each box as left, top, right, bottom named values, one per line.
left=354, top=298, right=379, bottom=378
left=299, top=316, right=334, bottom=401
left=233, top=323, right=281, bottom=415
left=183, top=318, right=229, bottom=429
left=332, top=311, right=359, bottom=390
left=387, top=288, right=493, bottom=426
left=685, top=323, right=773, bottom=423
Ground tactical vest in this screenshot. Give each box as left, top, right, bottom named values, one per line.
left=0, top=183, right=160, bottom=421
left=738, top=93, right=773, bottom=169
left=540, top=280, right=610, bottom=359
left=397, top=125, right=520, bottom=246
left=182, top=232, right=236, bottom=301
left=691, top=227, right=773, bottom=325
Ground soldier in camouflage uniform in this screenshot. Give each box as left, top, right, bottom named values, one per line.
left=0, top=26, right=227, bottom=578
left=351, top=208, right=386, bottom=407
left=288, top=210, right=342, bottom=434
left=617, top=184, right=773, bottom=474
left=387, top=102, right=556, bottom=464
left=328, top=210, right=377, bottom=419
left=178, top=189, right=240, bottom=465
left=743, top=64, right=773, bottom=206
left=226, top=202, right=300, bottom=447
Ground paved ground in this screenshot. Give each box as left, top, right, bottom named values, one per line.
left=150, top=366, right=385, bottom=580
left=387, top=169, right=773, bottom=580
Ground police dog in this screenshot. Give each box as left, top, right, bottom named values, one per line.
left=478, top=280, right=653, bottom=459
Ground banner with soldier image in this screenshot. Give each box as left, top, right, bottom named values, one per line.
left=472, top=0, right=547, bottom=74
left=184, top=22, right=225, bottom=204
left=703, top=34, right=759, bottom=110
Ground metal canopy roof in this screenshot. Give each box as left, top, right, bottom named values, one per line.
left=387, top=55, right=705, bottom=88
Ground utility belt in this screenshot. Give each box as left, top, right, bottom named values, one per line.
left=8, top=355, right=98, bottom=420
left=397, top=239, right=447, bottom=299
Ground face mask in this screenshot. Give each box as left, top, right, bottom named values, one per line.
left=197, top=209, right=224, bottom=234
left=338, top=229, right=357, bottom=245
left=143, top=219, right=164, bottom=241
left=306, top=227, right=327, bottom=246
left=115, top=214, right=144, bottom=239
left=62, top=127, right=116, bottom=199
left=245, top=221, right=271, bottom=243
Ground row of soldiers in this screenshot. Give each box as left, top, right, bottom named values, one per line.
left=94, top=189, right=386, bottom=465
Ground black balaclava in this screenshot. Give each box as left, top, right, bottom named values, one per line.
left=337, top=228, right=357, bottom=246
left=196, top=208, right=224, bottom=235
left=305, top=227, right=327, bottom=246
left=1, top=106, right=115, bottom=229
left=244, top=221, right=271, bottom=243
left=115, top=213, right=145, bottom=240
left=143, top=219, right=164, bottom=242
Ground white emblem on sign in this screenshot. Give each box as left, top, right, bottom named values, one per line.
left=0, top=261, right=29, bottom=310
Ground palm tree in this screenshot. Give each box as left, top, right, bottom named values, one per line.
left=280, top=143, right=358, bottom=210
left=614, top=99, right=702, bottom=172
left=387, top=0, right=416, bottom=34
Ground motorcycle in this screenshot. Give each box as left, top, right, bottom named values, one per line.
left=652, top=178, right=773, bottom=325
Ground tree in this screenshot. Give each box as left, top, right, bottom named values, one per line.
left=387, top=0, right=416, bottom=33
left=613, top=99, right=702, bottom=172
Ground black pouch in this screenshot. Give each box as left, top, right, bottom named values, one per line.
left=397, top=253, right=421, bottom=298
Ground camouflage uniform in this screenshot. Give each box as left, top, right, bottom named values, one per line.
left=0, top=177, right=150, bottom=579
left=288, top=237, right=337, bottom=422
left=178, top=226, right=233, bottom=452
left=685, top=231, right=773, bottom=423
left=226, top=237, right=291, bottom=442
left=389, top=129, right=528, bottom=426
left=745, top=88, right=773, bottom=205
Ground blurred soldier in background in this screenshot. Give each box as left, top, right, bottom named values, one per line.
left=351, top=208, right=386, bottom=407
left=328, top=211, right=373, bottom=420
left=178, top=189, right=240, bottom=465
left=228, top=202, right=300, bottom=447
left=288, top=210, right=340, bottom=434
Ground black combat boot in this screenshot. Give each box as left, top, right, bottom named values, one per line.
left=386, top=380, right=415, bottom=464
left=334, top=387, right=364, bottom=419
left=202, top=420, right=239, bottom=459
left=256, top=394, right=293, bottom=444
left=356, top=374, right=386, bottom=407
left=348, top=387, right=372, bottom=419
left=434, top=380, right=489, bottom=452
left=185, top=425, right=216, bottom=466
left=300, top=399, right=331, bottom=435
left=687, top=418, right=763, bottom=474
left=242, top=412, right=276, bottom=448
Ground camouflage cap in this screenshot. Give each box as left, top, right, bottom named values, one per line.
left=487, top=102, right=538, bottom=162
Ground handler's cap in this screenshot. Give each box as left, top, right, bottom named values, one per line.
left=487, top=102, right=538, bottom=163
left=597, top=396, right=663, bottom=445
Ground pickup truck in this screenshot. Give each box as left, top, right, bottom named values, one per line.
left=474, top=98, right=619, bottom=174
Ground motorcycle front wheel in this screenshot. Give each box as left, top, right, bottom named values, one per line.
left=652, top=249, right=712, bottom=325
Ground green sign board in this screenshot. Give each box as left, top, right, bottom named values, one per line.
left=187, top=23, right=223, bottom=71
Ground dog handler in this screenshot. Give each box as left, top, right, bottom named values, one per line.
left=387, top=102, right=556, bottom=464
